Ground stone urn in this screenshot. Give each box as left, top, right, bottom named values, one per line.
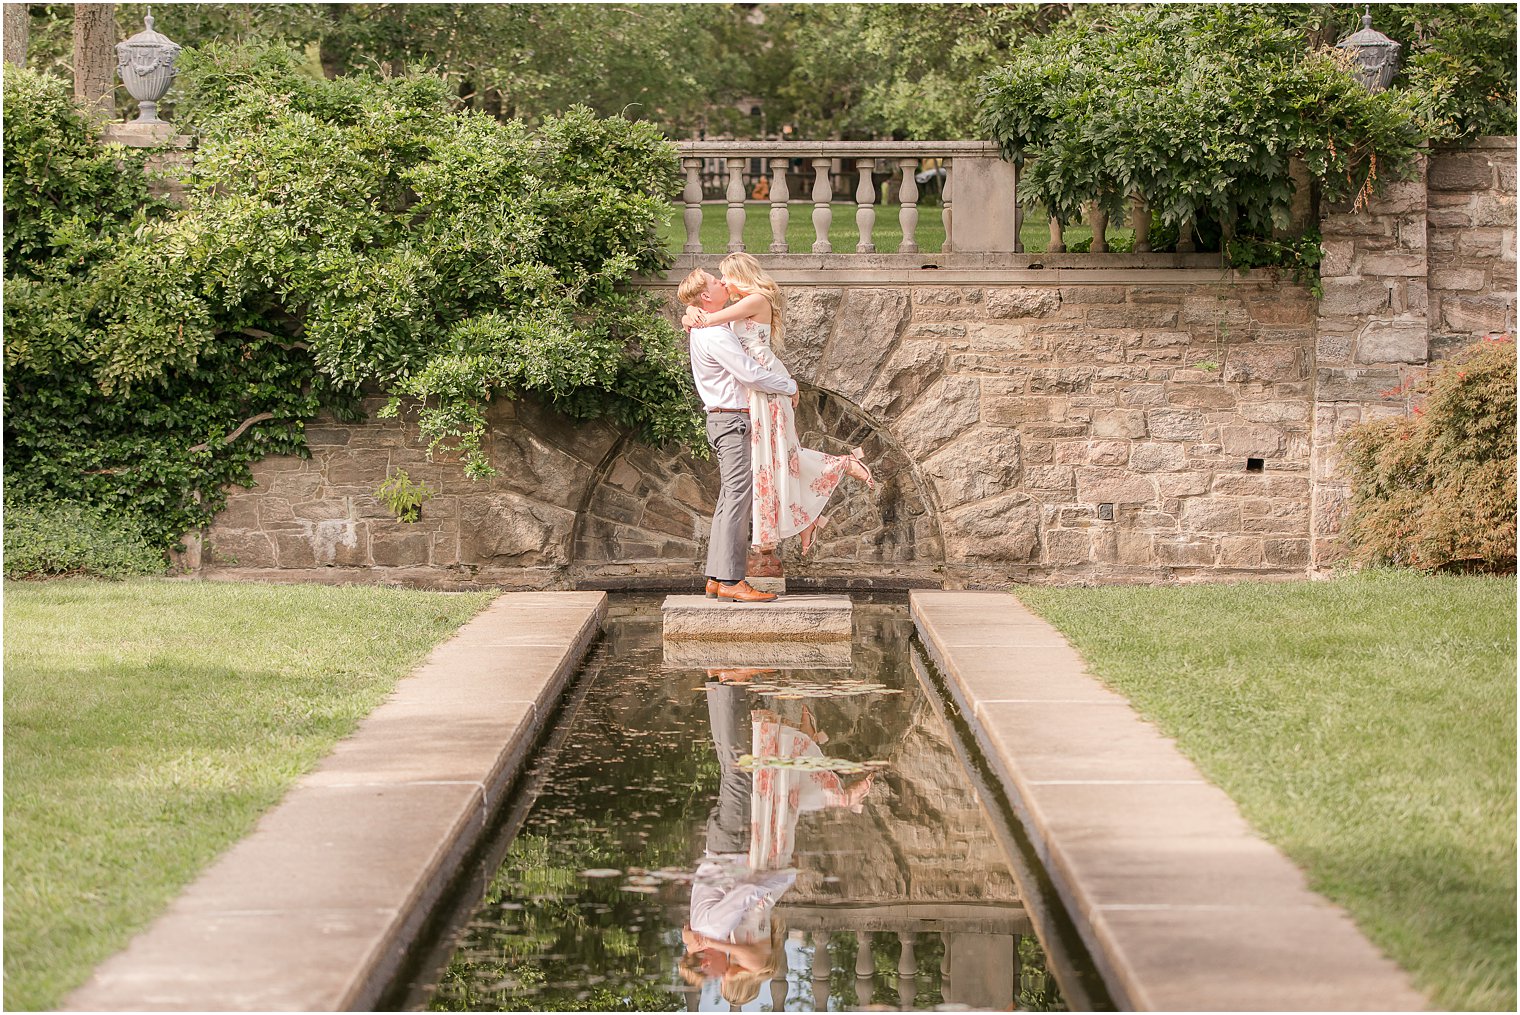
left=115, top=14, right=181, bottom=124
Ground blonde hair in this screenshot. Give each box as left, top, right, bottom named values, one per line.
left=719, top=918, right=786, bottom=1006
left=718, top=251, right=786, bottom=351
left=676, top=268, right=710, bottom=307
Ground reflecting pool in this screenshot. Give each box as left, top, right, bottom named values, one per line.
left=406, top=595, right=1072, bottom=1012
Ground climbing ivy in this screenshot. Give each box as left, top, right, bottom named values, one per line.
left=4, top=47, right=701, bottom=550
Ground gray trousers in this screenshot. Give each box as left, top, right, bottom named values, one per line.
left=705, top=412, right=751, bottom=583
left=704, top=680, right=752, bottom=854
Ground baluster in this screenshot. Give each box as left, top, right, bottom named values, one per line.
left=1013, top=165, right=1025, bottom=253
left=726, top=157, right=747, bottom=253
left=1177, top=216, right=1196, bottom=253
left=1048, top=216, right=1065, bottom=253
left=811, top=157, right=834, bottom=253
left=1131, top=193, right=1151, bottom=252
left=1089, top=202, right=1109, bottom=253
left=941, top=160, right=954, bottom=253
left=896, top=157, right=919, bottom=253
left=684, top=986, right=700, bottom=1011
left=1011, top=933, right=1023, bottom=1011
left=682, top=157, right=704, bottom=254
left=810, top=932, right=832, bottom=1011
left=770, top=974, right=786, bottom=1011
left=897, top=931, right=918, bottom=1011
left=940, top=931, right=952, bottom=1005
left=768, top=157, right=790, bottom=254
left=855, top=158, right=877, bottom=253
left=855, top=930, right=875, bottom=1006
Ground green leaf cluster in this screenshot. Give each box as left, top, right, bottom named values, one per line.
left=4, top=52, right=702, bottom=550
left=1342, top=338, right=1517, bottom=572
left=2, top=498, right=167, bottom=579
left=976, top=5, right=1427, bottom=243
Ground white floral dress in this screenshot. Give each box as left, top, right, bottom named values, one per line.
left=734, top=319, right=851, bottom=548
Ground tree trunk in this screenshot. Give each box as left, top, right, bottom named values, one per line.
left=3, top=3, right=28, bottom=67
left=73, top=3, right=116, bottom=118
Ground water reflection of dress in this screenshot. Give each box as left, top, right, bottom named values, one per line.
left=749, top=715, right=866, bottom=870
left=734, top=319, right=853, bottom=547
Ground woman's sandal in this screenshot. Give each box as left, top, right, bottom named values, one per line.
left=847, top=447, right=876, bottom=490
left=799, top=515, right=830, bottom=557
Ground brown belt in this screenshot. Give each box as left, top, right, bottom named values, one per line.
left=707, top=407, right=749, bottom=413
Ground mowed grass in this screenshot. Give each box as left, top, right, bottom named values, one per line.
left=1016, top=571, right=1516, bottom=1011
left=657, top=201, right=1126, bottom=257
left=3, top=579, right=493, bottom=1011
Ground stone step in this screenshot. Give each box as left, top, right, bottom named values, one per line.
left=660, top=594, right=851, bottom=641
left=661, top=637, right=851, bottom=670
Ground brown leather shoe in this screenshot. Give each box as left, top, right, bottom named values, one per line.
left=705, top=579, right=719, bottom=599
left=715, top=580, right=777, bottom=603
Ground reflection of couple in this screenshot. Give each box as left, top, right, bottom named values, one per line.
left=680, top=252, right=875, bottom=604
left=679, top=673, right=876, bottom=1007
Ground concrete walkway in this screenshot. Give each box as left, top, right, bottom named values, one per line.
left=911, top=590, right=1428, bottom=1012
left=64, top=591, right=606, bottom=1012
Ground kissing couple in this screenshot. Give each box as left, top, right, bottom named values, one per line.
left=680, top=252, right=875, bottom=604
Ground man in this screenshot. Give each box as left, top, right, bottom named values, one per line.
left=677, top=268, right=797, bottom=604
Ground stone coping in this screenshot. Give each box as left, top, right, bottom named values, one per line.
left=661, top=593, right=852, bottom=641
left=909, top=590, right=1428, bottom=1012
left=63, top=592, right=607, bottom=1012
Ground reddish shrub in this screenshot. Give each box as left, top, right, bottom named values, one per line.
left=1341, top=338, right=1516, bottom=572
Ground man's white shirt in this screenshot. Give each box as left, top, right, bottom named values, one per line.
left=688, top=324, right=796, bottom=410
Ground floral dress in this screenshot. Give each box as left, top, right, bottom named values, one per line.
left=748, top=715, right=860, bottom=871
left=734, top=319, right=852, bottom=548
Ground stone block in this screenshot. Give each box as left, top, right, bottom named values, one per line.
left=983, top=395, right=1066, bottom=427
left=1314, top=367, right=1406, bottom=402
left=1157, top=473, right=1212, bottom=498
left=1223, top=347, right=1302, bottom=383
left=1043, top=527, right=1091, bottom=565
left=817, top=288, right=911, bottom=402
left=944, top=492, right=1042, bottom=562
left=1181, top=500, right=1242, bottom=532
left=1129, top=442, right=1187, bottom=473
left=986, top=288, right=1062, bottom=318
left=1155, top=535, right=1217, bottom=566
left=1166, top=386, right=1237, bottom=410
left=1180, top=298, right=1249, bottom=329
left=1359, top=253, right=1427, bottom=277
left=1088, top=440, right=1131, bottom=467
left=860, top=340, right=946, bottom=417
left=1024, top=465, right=1075, bottom=491
left=1091, top=409, right=1148, bottom=439
left=1086, top=305, right=1180, bottom=329
left=1319, top=278, right=1390, bottom=317
left=212, top=496, right=261, bottom=531
left=923, top=427, right=1022, bottom=508
left=1320, top=240, right=1355, bottom=276
left=1220, top=425, right=1285, bottom=458
left=1059, top=286, right=1128, bottom=304
left=1356, top=322, right=1429, bottom=364
left=272, top=531, right=317, bottom=568
left=326, top=454, right=390, bottom=488
left=1442, top=295, right=1512, bottom=335
left=782, top=288, right=842, bottom=377
left=207, top=531, right=276, bottom=568
left=1428, top=152, right=1497, bottom=191
left=1455, top=228, right=1509, bottom=258
left=1238, top=400, right=1310, bottom=424
left=368, top=528, right=431, bottom=566
left=1121, top=385, right=1168, bottom=408
left=1219, top=536, right=1265, bottom=567
left=1076, top=469, right=1156, bottom=505
left=894, top=376, right=981, bottom=459
left=1147, top=409, right=1207, bottom=440
left=458, top=494, right=573, bottom=566
left=1211, top=474, right=1310, bottom=498
left=661, top=595, right=851, bottom=641
left=1117, top=530, right=1154, bottom=565
left=1262, top=538, right=1310, bottom=567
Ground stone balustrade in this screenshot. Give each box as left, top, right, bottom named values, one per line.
left=677, top=141, right=1021, bottom=256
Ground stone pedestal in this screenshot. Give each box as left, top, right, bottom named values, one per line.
left=661, top=595, right=851, bottom=641
left=661, top=638, right=852, bottom=670
left=101, top=121, right=191, bottom=148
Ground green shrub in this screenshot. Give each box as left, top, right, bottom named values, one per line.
left=1341, top=338, right=1517, bottom=571
left=3, top=500, right=166, bottom=579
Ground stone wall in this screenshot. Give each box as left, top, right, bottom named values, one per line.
left=196, top=139, right=1516, bottom=588
left=1310, top=137, right=1516, bottom=567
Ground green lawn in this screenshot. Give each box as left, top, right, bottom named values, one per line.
left=1016, top=571, right=1517, bottom=1012
left=2, top=579, right=493, bottom=1011
left=657, top=201, right=1126, bottom=258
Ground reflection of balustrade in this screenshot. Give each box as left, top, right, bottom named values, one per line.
left=676, top=141, right=1019, bottom=255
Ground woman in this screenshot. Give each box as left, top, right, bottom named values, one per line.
left=684, top=251, right=874, bottom=556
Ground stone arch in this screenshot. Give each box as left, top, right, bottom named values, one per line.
left=569, top=387, right=946, bottom=582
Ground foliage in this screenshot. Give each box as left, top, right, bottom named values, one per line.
left=3, top=52, right=702, bottom=548
left=763, top=4, right=1053, bottom=139
left=375, top=470, right=435, bottom=523
left=2, top=499, right=166, bottom=579
left=977, top=5, right=1427, bottom=248
left=1341, top=338, right=1517, bottom=572
left=1226, top=228, right=1327, bottom=296
left=1260, top=4, right=1518, bottom=142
